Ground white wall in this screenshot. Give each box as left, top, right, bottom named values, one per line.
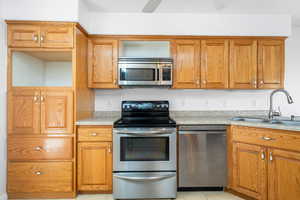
left=44, top=62, right=72, bottom=87
left=83, top=12, right=291, bottom=36
left=0, top=0, right=7, bottom=198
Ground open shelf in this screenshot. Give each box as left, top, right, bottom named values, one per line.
left=12, top=51, right=73, bottom=87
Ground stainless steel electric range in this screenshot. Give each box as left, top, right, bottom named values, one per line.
left=113, top=101, right=177, bottom=199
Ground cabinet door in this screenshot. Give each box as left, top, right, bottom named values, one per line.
left=201, top=39, right=229, bottom=88
left=40, top=88, right=73, bottom=134
left=40, top=24, right=74, bottom=48
left=8, top=24, right=41, bottom=47
left=8, top=88, right=40, bottom=135
left=78, top=142, right=112, bottom=192
left=268, top=148, right=300, bottom=200
left=258, top=40, right=284, bottom=89
left=230, top=40, right=258, bottom=89
left=88, top=39, right=118, bottom=88
left=172, top=40, right=200, bottom=88
left=232, top=142, right=267, bottom=200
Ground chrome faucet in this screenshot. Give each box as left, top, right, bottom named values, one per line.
left=268, top=89, right=294, bottom=120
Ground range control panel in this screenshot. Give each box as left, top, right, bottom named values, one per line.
left=122, top=101, right=169, bottom=112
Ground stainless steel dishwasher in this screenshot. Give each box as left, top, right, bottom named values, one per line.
left=178, top=125, right=227, bottom=190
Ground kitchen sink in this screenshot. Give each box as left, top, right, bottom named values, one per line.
left=232, top=117, right=300, bottom=126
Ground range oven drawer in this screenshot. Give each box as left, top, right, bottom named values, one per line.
left=113, top=172, right=177, bottom=199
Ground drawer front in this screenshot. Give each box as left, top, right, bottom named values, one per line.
left=78, top=127, right=112, bottom=142
left=7, top=162, right=73, bottom=193
left=8, top=137, right=73, bottom=160
left=232, top=126, right=300, bottom=152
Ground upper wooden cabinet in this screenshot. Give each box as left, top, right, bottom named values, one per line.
left=229, top=40, right=258, bottom=89
left=172, top=40, right=200, bottom=89
left=201, top=39, right=229, bottom=89
left=88, top=39, right=119, bottom=88
left=8, top=88, right=73, bottom=135
left=258, top=40, right=284, bottom=89
left=7, top=23, right=74, bottom=48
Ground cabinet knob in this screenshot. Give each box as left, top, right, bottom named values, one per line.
left=262, top=136, right=274, bottom=141
left=261, top=152, right=265, bottom=160
left=40, top=35, right=45, bottom=42
left=90, top=133, right=98, bottom=136
left=35, top=146, right=42, bottom=151
left=32, top=35, right=38, bottom=42
left=108, top=144, right=112, bottom=153
left=33, top=96, right=39, bottom=102
left=202, top=80, right=207, bottom=84
left=114, top=79, right=117, bottom=85
left=269, top=152, right=273, bottom=161
left=252, top=80, right=257, bottom=87
left=35, top=171, right=42, bottom=175
left=40, top=96, right=45, bottom=102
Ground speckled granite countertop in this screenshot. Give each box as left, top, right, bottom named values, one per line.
left=76, top=111, right=300, bottom=132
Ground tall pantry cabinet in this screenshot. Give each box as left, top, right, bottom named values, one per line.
left=6, top=21, right=94, bottom=199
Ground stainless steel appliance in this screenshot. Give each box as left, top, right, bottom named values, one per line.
left=178, top=125, right=227, bottom=190
left=113, top=101, right=177, bottom=199
left=118, top=57, right=172, bottom=86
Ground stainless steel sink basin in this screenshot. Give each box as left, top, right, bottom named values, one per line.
left=232, top=117, right=300, bottom=126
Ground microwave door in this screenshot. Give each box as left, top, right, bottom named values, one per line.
left=119, top=64, right=159, bottom=86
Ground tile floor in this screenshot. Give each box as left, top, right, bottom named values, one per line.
left=14, top=192, right=245, bottom=200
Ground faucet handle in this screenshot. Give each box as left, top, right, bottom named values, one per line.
left=273, top=106, right=282, bottom=117
left=291, top=115, right=296, bottom=121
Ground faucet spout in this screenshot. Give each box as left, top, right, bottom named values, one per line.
left=268, top=89, right=294, bottom=120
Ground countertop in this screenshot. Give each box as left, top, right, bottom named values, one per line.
left=76, top=111, right=300, bottom=132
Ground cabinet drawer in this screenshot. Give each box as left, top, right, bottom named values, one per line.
left=8, top=137, right=73, bottom=160
left=232, top=126, right=300, bottom=152
left=7, top=162, right=73, bottom=193
left=78, top=127, right=112, bottom=142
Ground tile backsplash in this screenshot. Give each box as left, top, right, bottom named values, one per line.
left=95, top=89, right=272, bottom=111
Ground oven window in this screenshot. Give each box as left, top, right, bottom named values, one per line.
left=120, top=68, right=156, bottom=81
left=120, top=137, right=169, bottom=161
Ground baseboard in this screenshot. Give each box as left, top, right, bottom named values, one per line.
left=0, top=193, right=8, bottom=200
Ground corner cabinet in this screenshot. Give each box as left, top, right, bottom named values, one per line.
left=88, top=39, right=119, bottom=89
left=229, top=126, right=300, bottom=200
left=77, top=126, right=113, bottom=193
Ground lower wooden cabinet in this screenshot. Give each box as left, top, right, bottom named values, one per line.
left=229, top=126, right=300, bottom=200
left=77, top=142, right=112, bottom=192
left=8, top=162, right=73, bottom=193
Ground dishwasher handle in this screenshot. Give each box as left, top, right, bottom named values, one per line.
left=179, top=130, right=226, bottom=135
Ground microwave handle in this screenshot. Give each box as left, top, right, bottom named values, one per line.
left=155, top=67, right=159, bottom=82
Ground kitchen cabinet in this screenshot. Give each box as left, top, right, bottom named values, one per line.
left=229, top=40, right=258, bottom=89
left=229, top=125, right=300, bottom=200
left=172, top=40, right=200, bottom=88
left=258, top=40, right=284, bottom=89
left=77, top=126, right=113, bottom=192
left=201, top=39, right=229, bottom=89
left=8, top=88, right=73, bottom=135
left=88, top=39, right=119, bottom=89
left=8, top=23, right=74, bottom=48
left=232, top=142, right=267, bottom=200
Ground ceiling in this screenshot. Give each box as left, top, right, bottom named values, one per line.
left=82, top=0, right=300, bottom=26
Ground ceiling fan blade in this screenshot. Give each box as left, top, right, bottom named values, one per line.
left=142, top=0, right=162, bottom=13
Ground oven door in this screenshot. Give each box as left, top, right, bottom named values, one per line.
left=113, top=128, right=177, bottom=172
left=119, top=64, right=159, bottom=86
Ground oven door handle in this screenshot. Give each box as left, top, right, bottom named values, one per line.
left=115, top=130, right=173, bottom=136
left=114, top=174, right=175, bottom=182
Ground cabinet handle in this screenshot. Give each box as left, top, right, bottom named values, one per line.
left=32, top=35, right=38, bottom=42
left=33, top=96, right=39, bottom=102
left=202, top=80, right=207, bottom=84
left=35, top=171, right=42, bottom=175
left=108, top=144, right=112, bottom=153
left=90, top=132, right=98, bottom=136
left=35, top=146, right=42, bottom=151
left=261, top=152, right=265, bottom=160
left=252, top=80, right=257, bottom=87
left=40, top=96, right=45, bottom=102
left=196, top=80, right=200, bottom=85
left=269, top=152, right=273, bottom=161
left=262, top=136, right=274, bottom=141
left=40, top=35, right=45, bottom=42
left=114, top=79, right=117, bottom=85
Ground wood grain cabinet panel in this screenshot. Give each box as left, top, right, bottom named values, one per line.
left=172, top=40, right=200, bottom=88
left=78, top=142, right=112, bottom=192
left=40, top=24, right=74, bottom=48
left=8, top=88, right=40, bottom=135
left=232, top=142, right=267, bottom=200
left=268, top=149, right=300, bottom=200
left=41, top=88, right=73, bottom=134
left=258, top=40, right=284, bottom=89
left=8, top=24, right=41, bottom=47
left=201, top=39, right=229, bottom=89
left=7, top=162, right=73, bottom=193
left=78, top=126, right=112, bottom=142
left=88, top=39, right=118, bottom=88
left=8, top=137, right=73, bottom=160
left=229, top=40, right=258, bottom=89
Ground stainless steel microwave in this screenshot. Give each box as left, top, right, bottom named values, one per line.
left=118, top=57, right=173, bottom=86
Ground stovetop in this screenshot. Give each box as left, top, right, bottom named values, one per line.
left=113, top=101, right=176, bottom=128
